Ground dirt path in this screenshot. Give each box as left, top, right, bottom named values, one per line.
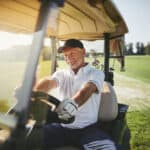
left=113, top=73, right=150, bottom=111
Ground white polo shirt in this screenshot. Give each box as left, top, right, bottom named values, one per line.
left=51, top=64, right=104, bottom=129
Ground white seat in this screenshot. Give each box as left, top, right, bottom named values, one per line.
left=98, top=81, right=118, bottom=121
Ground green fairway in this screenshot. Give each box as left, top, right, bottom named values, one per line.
left=113, top=55, right=150, bottom=83
left=127, top=109, right=150, bottom=150
left=112, top=55, right=150, bottom=150
left=38, top=61, right=51, bottom=78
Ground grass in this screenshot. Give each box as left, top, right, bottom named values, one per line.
left=113, top=55, right=150, bottom=83
left=38, top=60, right=51, bottom=78
left=0, top=99, right=10, bottom=112
left=111, top=55, right=150, bottom=150
left=0, top=62, right=26, bottom=112
left=38, top=60, right=68, bottom=79
left=127, top=109, right=150, bottom=150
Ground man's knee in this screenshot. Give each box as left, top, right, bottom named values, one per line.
left=83, top=139, right=117, bottom=150
left=43, top=123, right=63, bottom=137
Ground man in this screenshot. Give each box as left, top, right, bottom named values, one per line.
left=34, top=39, right=117, bottom=150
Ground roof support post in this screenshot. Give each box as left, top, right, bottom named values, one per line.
left=104, top=33, right=110, bottom=82
left=50, top=36, right=57, bottom=74
left=15, top=1, right=61, bottom=123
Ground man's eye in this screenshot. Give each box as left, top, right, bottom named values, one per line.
left=64, top=54, right=68, bottom=58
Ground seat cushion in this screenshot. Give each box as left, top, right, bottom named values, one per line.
left=98, top=82, right=118, bottom=121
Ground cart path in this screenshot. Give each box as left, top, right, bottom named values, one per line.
left=114, top=73, right=150, bottom=111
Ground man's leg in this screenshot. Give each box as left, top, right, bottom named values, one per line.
left=42, top=123, right=71, bottom=150
left=80, top=125, right=117, bottom=150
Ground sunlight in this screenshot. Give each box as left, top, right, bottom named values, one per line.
left=0, top=31, right=51, bottom=50
left=0, top=31, right=32, bottom=50
left=0, top=31, right=103, bottom=52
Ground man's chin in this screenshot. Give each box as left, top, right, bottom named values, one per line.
left=70, top=63, right=76, bottom=68
left=70, top=65, right=78, bottom=70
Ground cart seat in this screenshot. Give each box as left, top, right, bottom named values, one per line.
left=98, top=81, right=118, bottom=121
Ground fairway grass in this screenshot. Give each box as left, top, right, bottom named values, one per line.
left=114, top=66, right=150, bottom=150
left=127, top=110, right=150, bottom=150
left=114, top=55, right=150, bottom=83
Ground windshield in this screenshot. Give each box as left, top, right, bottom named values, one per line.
left=0, top=3, right=60, bottom=137
left=0, top=32, right=34, bottom=113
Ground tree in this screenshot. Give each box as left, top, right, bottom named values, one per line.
left=128, top=43, right=134, bottom=55
left=136, top=42, right=140, bottom=54
left=140, top=42, right=145, bottom=54
left=136, top=42, right=145, bottom=55
left=90, top=49, right=101, bottom=69
left=145, top=42, right=150, bottom=55
left=42, top=46, right=51, bottom=60
left=90, top=49, right=97, bottom=58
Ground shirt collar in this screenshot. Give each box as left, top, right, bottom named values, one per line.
left=68, top=63, right=91, bottom=75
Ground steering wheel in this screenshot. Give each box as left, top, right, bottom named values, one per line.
left=31, top=91, right=75, bottom=124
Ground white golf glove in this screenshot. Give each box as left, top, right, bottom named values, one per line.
left=56, top=99, right=78, bottom=121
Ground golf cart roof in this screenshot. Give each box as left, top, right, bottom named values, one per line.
left=0, top=0, right=128, bottom=40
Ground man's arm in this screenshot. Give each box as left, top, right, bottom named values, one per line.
left=72, top=82, right=98, bottom=107
left=34, top=77, right=57, bottom=92
left=56, top=82, right=98, bottom=120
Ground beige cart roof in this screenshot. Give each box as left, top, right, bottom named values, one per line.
left=0, top=0, right=128, bottom=40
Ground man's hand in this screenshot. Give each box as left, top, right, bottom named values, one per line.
left=56, top=99, right=78, bottom=121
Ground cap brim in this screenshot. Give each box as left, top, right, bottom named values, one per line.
left=58, top=46, right=73, bottom=53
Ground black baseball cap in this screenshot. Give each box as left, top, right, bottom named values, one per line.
left=58, top=39, right=84, bottom=53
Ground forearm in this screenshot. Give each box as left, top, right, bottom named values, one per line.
left=34, top=77, right=57, bottom=92
left=72, top=82, right=97, bottom=106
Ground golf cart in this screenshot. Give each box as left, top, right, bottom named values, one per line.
left=0, top=0, right=129, bottom=149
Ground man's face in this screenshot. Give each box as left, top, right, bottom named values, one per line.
left=63, top=47, right=85, bottom=70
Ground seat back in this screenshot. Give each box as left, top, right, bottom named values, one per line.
left=98, top=82, right=118, bottom=121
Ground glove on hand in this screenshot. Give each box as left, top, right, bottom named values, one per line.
left=56, top=99, right=78, bottom=121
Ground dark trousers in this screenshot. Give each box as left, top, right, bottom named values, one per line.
left=42, top=123, right=119, bottom=150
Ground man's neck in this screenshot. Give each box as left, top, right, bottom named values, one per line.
left=72, top=62, right=88, bottom=74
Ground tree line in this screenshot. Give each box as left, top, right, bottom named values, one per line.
left=125, top=42, right=150, bottom=55
left=42, top=41, right=150, bottom=61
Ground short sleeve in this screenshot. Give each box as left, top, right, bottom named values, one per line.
left=51, top=70, right=65, bottom=87
left=88, top=70, right=104, bottom=93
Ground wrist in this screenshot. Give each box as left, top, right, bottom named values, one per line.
left=70, top=99, right=79, bottom=109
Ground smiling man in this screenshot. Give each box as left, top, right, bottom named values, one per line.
left=34, top=39, right=117, bottom=150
